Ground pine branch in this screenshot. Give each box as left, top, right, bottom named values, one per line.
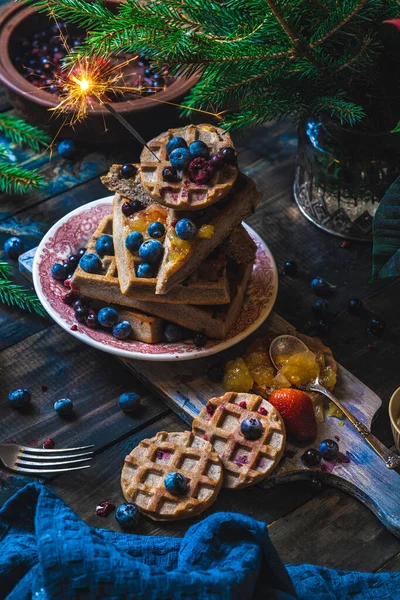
left=0, top=145, right=9, bottom=160
left=0, top=278, right=46, bottom=316
left=0, top=260, right=12, bottom=280
left=0, top=115, right=50, bottom=152
left=0, top=162, right=46, bottom=195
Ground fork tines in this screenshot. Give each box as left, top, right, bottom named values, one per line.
left=16, top=444, right=94, bottom=474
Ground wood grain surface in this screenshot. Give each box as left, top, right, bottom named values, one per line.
left=1, top=99, right=400, bottom=571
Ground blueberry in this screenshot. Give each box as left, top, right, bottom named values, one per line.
left=166, top=136, right=187, bottom=156
left=144, top=67, right=153, bottom=77
left=51, top=263, right=68, bottom=281
left=120, top=163, right=137, bottom=180
left=118, top=392, right=141, bottom=413
left=319, top=439, right=339, bottom=460
left=283, top=260, right=297, bottom=276
left=162, top=166, right=180, bottom=183
left=57, top=139, right=76, bottom=159
left=54, top=397, right=74, bottom=417
left=4, top=236, right=24, bottom=259
left=312, top=299, right=329, bottom=316
left=210, top=153, right=225, bottom=169
left=189, top=140, right=209, bottom=159
left=193, top=332, right=207, bottom=347
left=136, top=263, right=155, bottom=278
left=169, top=147, right=191, bottom=169
left=207, top=360, right=225, bottom=382
left=310, top=277, right=335, bottom=297
left=175, top=218, right=197, bottom=241
left=122, top=200, right=143, bottom=217
left=115, top=503, right=141, bottom=528
left=98, top=307, right=119, bottom=328
left=367, top=317, right=385, bottom=337
left=348, top=298, right=363, bottom=315
left=79, top=253, right=102, bottom=274
left=8, top=388, right=31, bottom=409
left=164, top=323, right=184, bottom=343
left=85, top=310, right=98, bottom=328
left=113, top=320, right=132, bottom=340
left=164, top=472, right=189, bottom=495
left=95, top=234, right=114, bottom=257
left=126, top=231, right=144, bottom=252
left=240, top=417, right=263, bottom=440
left=139, top=239, right=163, bottom=263
left=66, top=254, right=79, bottom=272
left=220, top=147, right=237, bottom=164
left=316, top=319, right=330, bottom=334
left=310, top=477, right=324, bottom=493
left=77, top=248, right=86, bottom=257
left=148, top=222, right=165, bottom=239
left=301, top=448, right=321, bottom=467
left=63, top=291, right=79, bottom=306
left=75, top=305, right=89, bottom=323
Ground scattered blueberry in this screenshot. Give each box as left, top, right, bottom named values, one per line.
left=8, top=388, right=31, bottom=409
left=319, top=439, right=339, bottom=460
left=63, top=291, right=79, bottom=306
left=220, top=146, right=237, bottom=164
left=240, top=417, right=263, bottom=440
left=166, top=136, right=187, bottom=156
left=98, top=307, right=119, bottom=328
left=310, top=277, right=336, bottom=297
left=79, top=253, right=102, bottom=274
left=4, top=236, right=24, bottom=259
left=189, top=140, right=209, bottom=159
left=54, top=398, right=74, bottom=417
left=95, top=234, right=114, bottom=257
left=66, top=254, right=79, bottom=273
left=310, top=477, right=324, bottom=493
left=283, top=260, right=297, bottom=276
left=85, top=310, right=98, bottom=329
left=148, top=221, right=165, bottom=239
left=164, top=472, right=189, bottom=495
left=312, top=299, right=329, bottom=316
left=120, top=163, right=137, bottom=179
left=175, top=218, right=197, bottom=241
left=316, top=319, right=330, bottom=334
left=77, top=248, right=86, bottom=257
left=144, top=67, right=153, bottom=77
left=139, top=239, right=163, bottom=263
left=118, top=392, right=141, bottom=413
left=169, top=147, right=191, bottom=169
left=75, top=306, right=89, bottom=324
left=164, top=323, right=184, bottom=343
left=125, top=231, right=144, bottom=252
left=301, top=448, right=321, bottom=467
left=58, top=139, right=76, bottom=159
left=113, top=320, right=132, bottom=340
left=51, top=263, right=68, bottom=281
left=136, top=263, right=155, bottom=278
left=348, top=298, right=363, bottom=315
left=162, top=166, right=180, bottom=182
left=115, top=503, right=141, bottom=528
left=367, top=317, right=386, bottom=337
left=210, top=153, right=225, bottom=169
left=122, top=200, right=143, bottom=217
left=193, top=332, right=207, bottom=347
left=207, top=359, right=225, bottom=382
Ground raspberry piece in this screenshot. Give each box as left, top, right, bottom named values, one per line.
left=43, top=438, right=55, bottom=449
left=258, top=407, right=268, bottom=416
left=187, top=157, right=215, bottom=184
left=239, top=401, right=247, bottom=409
left=96, top=501, right=116, bottom=517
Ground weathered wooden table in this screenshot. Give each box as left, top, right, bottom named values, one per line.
left=1, top=91, right=400, bottom=574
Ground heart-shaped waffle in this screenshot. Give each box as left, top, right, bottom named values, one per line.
left=121, top=431, right=223, bottom=521
left=140, top=124, right=238, bottom=210
left=192, top=392, right=286, bottom=489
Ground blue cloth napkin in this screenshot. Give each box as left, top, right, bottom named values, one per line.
left=0, top=483, right=398, bottom=600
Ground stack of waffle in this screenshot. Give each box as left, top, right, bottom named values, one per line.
left=72, top=124, right=262, bottom=343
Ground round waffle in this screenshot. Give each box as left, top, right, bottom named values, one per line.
left=139, top=124, right=238, bottom=210
left=192, top=392, right=286, bottom=489
left=121, top=431, right=223, bottom=521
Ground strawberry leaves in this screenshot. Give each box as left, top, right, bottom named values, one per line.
left=372, top=176, right=400, bottom=280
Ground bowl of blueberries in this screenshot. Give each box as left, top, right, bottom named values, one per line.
left=0, top=2, right=197, bottom=143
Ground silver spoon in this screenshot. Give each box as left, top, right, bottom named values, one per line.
left=269, top=335, right=400, bottom=470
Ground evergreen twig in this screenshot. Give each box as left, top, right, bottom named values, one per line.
left=0, top=161, right=45, bottom=195
left=0, top=115, right=50, bottom=152
left=0, top=278, right=46, bottom=316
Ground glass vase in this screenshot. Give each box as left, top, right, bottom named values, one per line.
left=294, top=119, right=400, bottom=241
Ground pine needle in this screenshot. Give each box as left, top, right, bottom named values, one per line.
left=0, top=114, right=50, bottom=152
left=0, top=278, right=46, bottom=317
left=0, top=161, right=46, bottom=195
left=0, top=260, right=12, bottom=279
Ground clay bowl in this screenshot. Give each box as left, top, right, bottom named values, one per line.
left=0, top=3, right=197, bottom=145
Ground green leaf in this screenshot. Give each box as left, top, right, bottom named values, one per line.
left=372, top=176, right=400, bottom=280
left=391, top=121, right=400, bottom=133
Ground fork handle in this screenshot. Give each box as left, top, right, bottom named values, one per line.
left=306, top=384, right=400, bottom=470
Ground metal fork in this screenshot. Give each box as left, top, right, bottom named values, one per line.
left=0, top=443, right=94, bottom=475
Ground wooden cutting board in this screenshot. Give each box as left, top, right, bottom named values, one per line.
left=20, top=248, right=400, bottom=538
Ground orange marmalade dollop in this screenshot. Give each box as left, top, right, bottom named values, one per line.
left=124, top=204, right=167, bottom=242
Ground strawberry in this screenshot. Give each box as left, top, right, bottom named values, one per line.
left=269, top=388, right=317, bottom=442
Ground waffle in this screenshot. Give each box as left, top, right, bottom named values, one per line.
left=192, top=392, right=286, bottom=489
left=113, top=194, right=232, bottom=304
left=121, top=431, right=223, bottom=521
left=101, top=164, right=153, bottom=207
left=73, top=214, right=231, bottom=306
left=140, top=124, right=238, bottom=210
left=156, top=172, right=261, bottom=294
left=117, top=308, right=165, bottom=343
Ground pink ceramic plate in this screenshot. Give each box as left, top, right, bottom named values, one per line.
left=33, top=197, right=278, bottom=361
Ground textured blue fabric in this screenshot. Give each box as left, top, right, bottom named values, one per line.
left=0, top=483, right=399, bottom=600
